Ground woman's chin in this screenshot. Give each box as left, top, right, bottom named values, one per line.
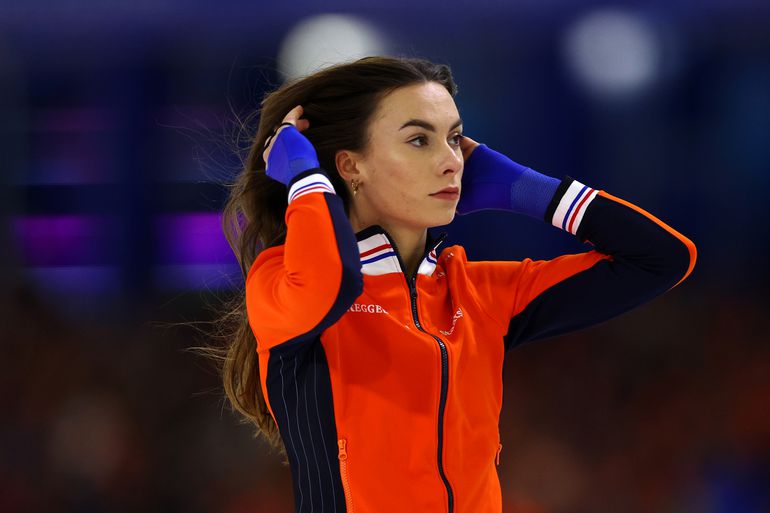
left=427, top=210, right=456, bottom=228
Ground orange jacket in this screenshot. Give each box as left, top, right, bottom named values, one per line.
left=245, top=168, right=697, bottom=513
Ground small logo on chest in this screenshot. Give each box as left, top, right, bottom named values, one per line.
left=348, top=303, right=389, bottom=314
left=439, top=307, right=464, bottom=336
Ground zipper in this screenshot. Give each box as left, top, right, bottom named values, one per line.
left=338, top=438, right=355, bottom=512
left=409, top=273, right=454, bottom=513
left=385, top=230, right=453, bottom=513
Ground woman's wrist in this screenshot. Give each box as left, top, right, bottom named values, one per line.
left=511, top=165, right=561, bottom=220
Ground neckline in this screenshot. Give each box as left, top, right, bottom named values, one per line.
left=355, top=225, right=448, bottom=279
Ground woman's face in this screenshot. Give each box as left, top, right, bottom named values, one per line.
left=351, top=81, right=464, bottom=230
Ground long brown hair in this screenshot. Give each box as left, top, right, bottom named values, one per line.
left=212, top=55, right=458, bottom=462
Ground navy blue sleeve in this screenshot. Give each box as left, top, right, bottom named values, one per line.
left=503, top=176, right=697, bottom=351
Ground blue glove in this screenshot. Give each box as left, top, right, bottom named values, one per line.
left=456, top=143, right=560, bottom=220
left=264, top=124, right=321, bottom=186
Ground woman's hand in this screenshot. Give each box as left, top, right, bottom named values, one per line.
left=459, top=134, right=480, bottom=162
left=455, top=138, right=560, bottom=219
left=262, top=105, right=319, bottom=187
left=457, top=134, right=514, bottom=215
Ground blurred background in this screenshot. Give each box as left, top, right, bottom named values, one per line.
left=1, top=1, right=769, bottom=512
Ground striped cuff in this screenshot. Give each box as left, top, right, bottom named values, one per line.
left=548, top=178, right=599, bottom=236
left=288, top=171, right=336, bottom=204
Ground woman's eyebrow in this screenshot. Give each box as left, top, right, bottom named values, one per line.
left=399, top=118, right=463, bottom=132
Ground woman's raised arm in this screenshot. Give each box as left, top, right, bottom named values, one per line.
left=245, top=106, right=363, bottom=353
left=458, top=140, right=696, bottom=350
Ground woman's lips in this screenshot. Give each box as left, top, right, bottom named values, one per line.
left=430, top=191, right=460, bottom=200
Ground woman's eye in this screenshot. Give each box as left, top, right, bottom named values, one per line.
left=409, top=134, right=464, bottom=147
left=409, top=136, right=427, bottom=147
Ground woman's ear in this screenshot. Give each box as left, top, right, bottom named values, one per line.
left=335, top=149, right=363, bottom=182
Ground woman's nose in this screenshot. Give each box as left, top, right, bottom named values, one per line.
left=441, top=143, right=463, bottom=174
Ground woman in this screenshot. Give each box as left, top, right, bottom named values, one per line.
left=217, top=56, right=697, bottom=513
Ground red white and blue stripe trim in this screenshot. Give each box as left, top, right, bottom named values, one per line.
left=357, top=234, right=401, bottom=276
left=416, top=248, right=439, bottom=276
left=288, top=173, right=335, bottom=204
left=551, top=179, right=599, bottom=235
left=356, top=232, right=443, bottom=277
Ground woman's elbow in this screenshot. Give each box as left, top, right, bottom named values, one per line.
left=663, top=232, right=697, bottom=290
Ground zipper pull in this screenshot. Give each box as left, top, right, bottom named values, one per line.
left=495, top=443, right=503, bottom=466
left=338, top=439, right=348, bottom=461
